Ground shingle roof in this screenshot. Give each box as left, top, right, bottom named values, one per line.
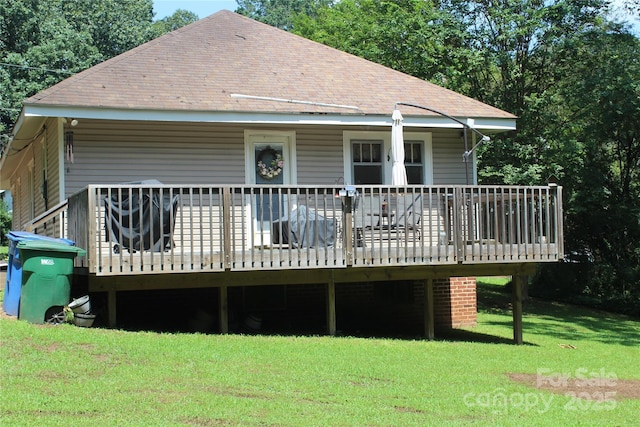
left=26, top=10, right=514, bottom=119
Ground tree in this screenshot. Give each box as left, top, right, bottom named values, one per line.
left=448, top=0, right=638, bottom=310
left=236, top=0, right=333, bottom=30
left=153, top=9, right=199, bottom=34
left=0, top=199, right=10, bottom=246
left=293, top=0, right=470, bottom=90
left=545, top=28, right=640, bottom=308
left=0, top=1, right=103, bottom=133
left=0, top=0, right=197, bottom=134
left=438, top=0, right=612, bottom=185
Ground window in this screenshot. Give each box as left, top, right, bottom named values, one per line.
left=352, top=140, right=383, bottom=184
left=343, top=131, right=432, bottom=185
left=404, top=141, right=423, bottom=185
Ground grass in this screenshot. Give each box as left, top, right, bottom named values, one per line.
left=1, top=278, right=639, bottom=426
left=0, top=245, right=7, bottom=261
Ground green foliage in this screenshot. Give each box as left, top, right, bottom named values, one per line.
left=0, top=199, right=10, bottom=246
left=533, top=27, right=640, bottom=308
left=236, top=0, right=333, bottom=30
left=0, top=0, right=166, bottom=132
left=294, top=0, right=471, bottom=89
left=152, top=9, right=199, bottom=34
left=450, top=0, right=611, bottom=186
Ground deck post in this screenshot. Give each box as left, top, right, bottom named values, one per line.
left=219, top=285, right=228, bottom=334
left=222, top=188, right=232, bottom=270
left=342, top=194, right=354, bottom=266
left=107, top=289, right=117, bottom=327
left=454, top=187, right=465, bottom=261
left=423, top=278, right=435, bottom=340
left=512, top=275, right=524, bottom=345
left=326, top=277, right=336, bottom=336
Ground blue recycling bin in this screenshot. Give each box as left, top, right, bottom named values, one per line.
left=2, top=231, right=75, bottom=317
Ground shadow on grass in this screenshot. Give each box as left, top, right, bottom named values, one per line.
left=85, top=279, right=638, bottom=346
left=476, top=280, right=640, bottom=347
left=436, top=328, right=536, bottom=346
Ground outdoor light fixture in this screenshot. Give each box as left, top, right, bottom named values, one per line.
left=339, top=185, right=357, bottom=202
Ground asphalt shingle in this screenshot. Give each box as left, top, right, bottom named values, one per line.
left=26, top=10, right=514, bottom=119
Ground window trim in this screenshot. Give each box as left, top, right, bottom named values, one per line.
left=343, top=130, right=432, bottom=185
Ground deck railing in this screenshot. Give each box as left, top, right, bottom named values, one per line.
left=60, top=184, right=563, bottom=276
left=23, top=200, right=68, bottom=238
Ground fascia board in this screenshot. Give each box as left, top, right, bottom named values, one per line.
left=22, top=104, right=516, bottom=131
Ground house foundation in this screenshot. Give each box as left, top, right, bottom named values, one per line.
left=86, top=263, right=535, bottom=343
left=433, top=277, right=478, bottom=329
left=86, top=277, right=477, bottom=336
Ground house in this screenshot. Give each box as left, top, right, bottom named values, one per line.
left=0, top=11, right=563, bottom=341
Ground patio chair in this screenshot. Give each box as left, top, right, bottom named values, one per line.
left=390, top=194, right=422, bottom=240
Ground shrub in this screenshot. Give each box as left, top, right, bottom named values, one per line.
left=0, top=199, right=11, bottom=246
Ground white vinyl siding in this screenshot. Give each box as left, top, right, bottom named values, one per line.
left=64, top=121, right=246, bottom=196
left=37, top=118, right=62, bottom=210
left=295, top=126, right=344, bottom=185
left=431, top=129, right=469, bottom=185
left=46, top=118, right=62, bottom=207
left=63, top=121, right=470, bottom=197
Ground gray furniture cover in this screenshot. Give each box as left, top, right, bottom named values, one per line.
left=103, top=180, right=179, bottom=253
left=273, top=205, right=336, bottom=248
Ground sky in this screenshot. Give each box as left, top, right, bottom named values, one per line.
left=153, top=0, right=238, bottom=20
left=152, top=0, right=639, bottom=34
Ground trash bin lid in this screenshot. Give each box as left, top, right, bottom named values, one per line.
left=7, top=231, right=75, bottom=246
left=17, top=240, right=86, bottom=257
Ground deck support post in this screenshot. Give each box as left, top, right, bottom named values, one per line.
left=107, top=289, right=117, bottom=327
left=219, top=285, right=228, bottom=334
left=423, top=278, right=435, bottom=340
left=512, top=275, right=524, bottom=345
left=326, top=278, right=336, bottom=336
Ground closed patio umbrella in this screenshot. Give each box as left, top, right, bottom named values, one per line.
left=391, top=108, right=407, bottom=186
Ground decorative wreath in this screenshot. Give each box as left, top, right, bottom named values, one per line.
left=256, top=147, right=284, bottom=180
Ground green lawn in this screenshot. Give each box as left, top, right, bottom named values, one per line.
left=1, top=278, right=638, bottom=426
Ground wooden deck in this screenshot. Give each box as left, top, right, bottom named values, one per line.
left=26, top=184, right=563, bottom=342
left=55, top=184, right=563, bottom=275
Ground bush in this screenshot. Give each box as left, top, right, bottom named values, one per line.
left=532, top=261, right=640, bottom=318
left=0, top=199, right=10, bottom=246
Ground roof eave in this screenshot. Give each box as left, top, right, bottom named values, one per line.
left=0, top=108, right=45, bottom=190
left=20, top=104, right=517, bottom=131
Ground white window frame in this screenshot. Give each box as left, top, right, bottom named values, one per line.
left=343, top=130, right=432, bottom=185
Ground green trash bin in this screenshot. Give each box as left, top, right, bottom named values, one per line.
left=17, top=240, right=86, bottom=324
